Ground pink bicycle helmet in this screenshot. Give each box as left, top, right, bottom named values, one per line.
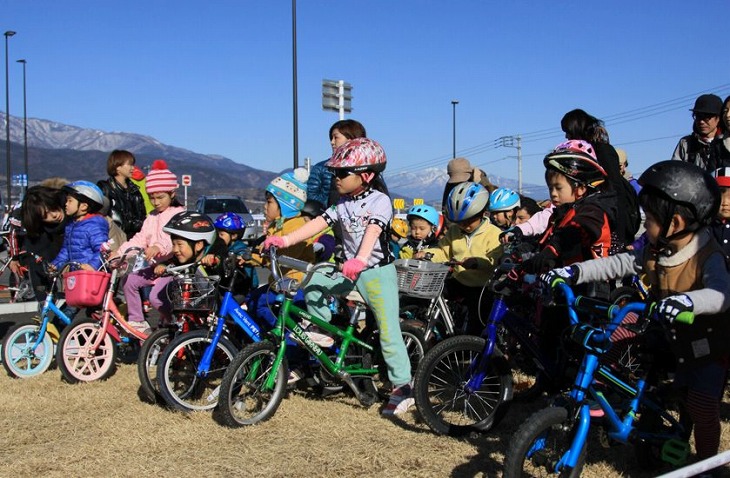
left=325, top=138, right=387, bottom=173
left=543, top=140, right=607, bottom=188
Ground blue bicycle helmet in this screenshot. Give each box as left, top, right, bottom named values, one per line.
left=63, top=180, right=105, bottom=212
left=214, top=212, right=246, bottom=234
left=406, top=204, right=440, bottom=227
left=488, top=187, right=521, bottom=212
left=446, top=182, right=489, bottom=222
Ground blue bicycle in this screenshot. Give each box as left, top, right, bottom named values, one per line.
left=2, top=255, right=77, bottom=378
left=156, top=253, right=264, bottom=412
left=503, top=280, right=693, bottom=477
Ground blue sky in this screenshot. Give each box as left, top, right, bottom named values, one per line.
left=3, top=0, right=730, bottom=196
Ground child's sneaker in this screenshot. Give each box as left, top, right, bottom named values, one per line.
left=382, top=383, right=415, bottom=416
left=128, top=320, right=151, bottom=335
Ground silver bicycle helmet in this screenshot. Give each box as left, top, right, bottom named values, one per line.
left=446, top=181, right=489, bottom=222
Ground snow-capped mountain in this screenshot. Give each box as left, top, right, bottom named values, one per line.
left=0, top=112, right=546, bottom=205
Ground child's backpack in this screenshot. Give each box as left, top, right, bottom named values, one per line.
left=616, top=175, right=641, bottom=243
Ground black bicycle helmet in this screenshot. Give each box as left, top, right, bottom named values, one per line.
left=638, top=160, right=720, bottom=232
left=543, top=140, right=607, bottom=188
left=163, top=211, right=217, bottom=245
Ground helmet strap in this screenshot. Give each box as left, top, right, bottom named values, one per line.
left=360, top=171, right=376, bottom=184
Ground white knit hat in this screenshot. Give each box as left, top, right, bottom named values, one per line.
left=146, top=159, right=179, bottom=194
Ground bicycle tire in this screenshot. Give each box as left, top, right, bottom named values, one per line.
left=216, top=341, right=287, bottom=427
left=399, top=320, right=428, bottom=373
left=156, top=329, right=237, bottom=412
left=2, top=322, right=54, bottom=378
left=137, top=327, right=175, bottom=404
left=413, top=334, right=512, bottom=436
left=503, top=406, right=586, bottom=478
left=56, top=318, right=118, bottom=383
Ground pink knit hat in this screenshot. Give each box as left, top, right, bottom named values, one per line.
left=145, top=159, right=178, bottom=194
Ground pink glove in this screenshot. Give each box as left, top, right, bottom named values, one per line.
left=262, top=236, right=288, bottom=250
left=342, top=257, right=367, bottom=281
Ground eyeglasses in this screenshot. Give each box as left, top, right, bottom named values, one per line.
left=693, top=113, right=718, bottom=122
left=330, top=169, right=357, bottom=179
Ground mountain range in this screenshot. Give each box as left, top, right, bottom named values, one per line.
left=0, top=112, right=547, bottom=210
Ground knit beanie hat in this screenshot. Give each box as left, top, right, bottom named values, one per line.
left=266, top=167, right=309, bottom=219
left=146, top=159, right=178, bottom=194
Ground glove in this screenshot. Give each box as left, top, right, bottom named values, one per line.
left=655, top=294, right=693, bottom=324
left=262, top=236, right=287, bottom=251
left=522, top=248, right=558, bottom=274
left=341, top=257, right=367, bottom=281
left=540, top=265, right=579, bottom=290
left=499, top=227, right=523, bottom=244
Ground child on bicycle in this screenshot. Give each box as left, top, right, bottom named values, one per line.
left=488, top=187, right=521, bottom=230
left=263, top=138, right=414, bottom=415
left=389, top=217, right=408, bottom=260
left=542, top=160, right=730, bottom=465
left=115, top=160, right=186, bottom=334
left=149, top=211, right=225, bottom=321
left=50, top=181, right=109, bottom=272
left=414, top=182, right=503, bottom=335
left=248, top=168, right=315, bottom=329
left=213, top=212, right=258, bottom=296
left=399, top=204, right=441, bottom=259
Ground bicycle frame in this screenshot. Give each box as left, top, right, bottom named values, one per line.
left=529, top=291, right=690, bottom=472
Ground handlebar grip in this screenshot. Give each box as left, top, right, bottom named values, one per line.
left=277, top=255, right=312, bottom=273
left=573, top=296, right=612, bottom=318
left=675, top=311, right=694, bottom=325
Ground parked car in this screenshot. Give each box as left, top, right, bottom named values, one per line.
left=195, top=195, right=263, bottom=242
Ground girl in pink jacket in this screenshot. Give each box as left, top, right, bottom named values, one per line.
left=117, top=160, right=186, bottom=333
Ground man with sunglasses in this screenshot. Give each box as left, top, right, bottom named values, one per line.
left=672, top=93, right=725, bottom=171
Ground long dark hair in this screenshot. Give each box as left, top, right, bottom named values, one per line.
left=561, top=109, right=610, bottom=144
left=22, top=186, right=66, bottom=237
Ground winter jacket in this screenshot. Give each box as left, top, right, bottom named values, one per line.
left=51, top=214, right=109, bottom=270
left=399, top=235, right=439, bottom=259
left=307, top=159, right=335, bottom=208
left=422, top=219, right=503, bottom=288
left=671, top=132, right=722, bottom=171
left=118, top=206, right=186, bottom=262
left=97, top=177, right=146, bottom=238
left=711, top=218, right=730, bottom=267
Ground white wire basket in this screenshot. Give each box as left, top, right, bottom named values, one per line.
left=167, top=275, right=220, bottom=313
left=394, top=259, right=450, bottom=299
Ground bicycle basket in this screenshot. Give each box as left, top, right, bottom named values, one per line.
left=394, top=259, right=449, bottom=299
left=167, top=276, right=220, bottom=312
left=63, top=270, right=111, bottom=307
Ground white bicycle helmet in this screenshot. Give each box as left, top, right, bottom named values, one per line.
left=63, top=180, right=105, bottom=212
left=446, top=182, right=489, bottom=222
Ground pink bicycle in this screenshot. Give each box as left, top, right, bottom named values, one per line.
left=55, top=247, right=160, bottom=383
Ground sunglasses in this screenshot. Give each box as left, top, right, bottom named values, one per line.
left=330, top=169, right=357, bottom=179
left=693, top=113, right=717, bottom=122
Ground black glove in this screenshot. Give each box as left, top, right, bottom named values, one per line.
left=654, top=294, right=693, bottom=324
left=499, top=226, right=523, bottom=244
left=540, top=265, right=579, bottom=290
left=522, top=248, right=558, bottom=274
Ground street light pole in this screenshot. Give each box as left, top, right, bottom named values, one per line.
left=451, top=100, right=459, bottom=158
left=4, top=30, right=16, bottom=209
left=291, top=0, right=299, bottom=169
left=16, top=59, right=27, bottom=196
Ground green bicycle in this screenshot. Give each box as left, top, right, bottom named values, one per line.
left=215, top=247, right=420, bottom=427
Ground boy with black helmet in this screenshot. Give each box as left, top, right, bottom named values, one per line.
left=50, top=180, right=109, bottom=272
left=542, top=160, right=730, bottom=463
left=415, top=182, right=503, bottom=335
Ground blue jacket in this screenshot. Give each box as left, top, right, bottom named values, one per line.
left=306, top=159, right=333, bottom=208
left=52, top=214, right=109, bottom=270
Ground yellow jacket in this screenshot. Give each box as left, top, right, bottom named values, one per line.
left=422, top=219, right=503, bottom=287
left=252, top=215, right=314, bottom=282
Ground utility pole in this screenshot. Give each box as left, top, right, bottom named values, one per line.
left=497, top=135, right=522, bottom=194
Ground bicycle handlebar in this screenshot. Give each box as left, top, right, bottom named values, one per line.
left=268, top=246, right=339, bottom=291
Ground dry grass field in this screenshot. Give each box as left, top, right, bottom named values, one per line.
left=3, top=359, right=730, bottom=477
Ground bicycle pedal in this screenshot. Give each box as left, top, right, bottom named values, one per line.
left=598, top=426, right=611, bottom=448
left=321, top=385, right=344, bottom=397
left=661, top=439, right=690, bottom=466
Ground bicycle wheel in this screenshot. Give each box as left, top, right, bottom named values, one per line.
left=413, top=335, right=512, bottom=436
left=216, top=341, right=287, bottom=427
left=137, top=327, right=176, bottom=404
left=2, top=322, right=54, bottom=378
left=399, top=320, right=427, bottom=373
left=157, top=329, right=237, bottom=412
left=497, top=325, right=544, bottom=402
left=56, top=318, right=117, bottom=383
left=503, top=406, right=586, bottom=478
